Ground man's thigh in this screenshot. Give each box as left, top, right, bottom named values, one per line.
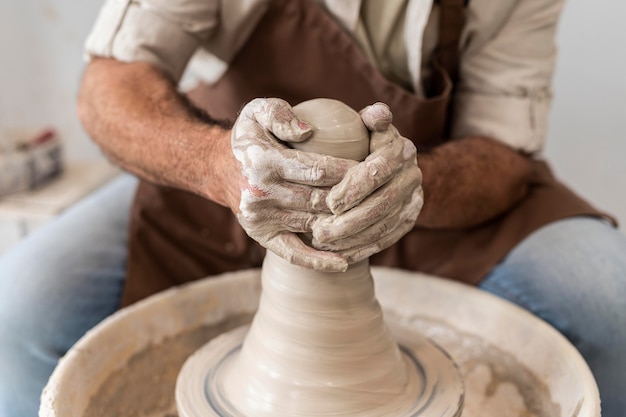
left=479, top=216, right=626, bottom=417
left=0, top=174, right=137, bottom=417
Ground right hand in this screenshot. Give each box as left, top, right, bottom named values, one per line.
left=230, top=98, right=356, bottom=272
left=311, top=103, right=423, bottom=264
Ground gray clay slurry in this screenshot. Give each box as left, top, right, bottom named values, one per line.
left=387, top=316, right=562, bottom=417
left=84, top=316, right=252, bottom=417
left=86, top=315, right=557, bottom=417
left=45, top=268, right=598, bottom=417
left=177, top=253, right=463, bottom=417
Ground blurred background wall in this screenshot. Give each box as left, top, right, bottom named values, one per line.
left=0, top=0, right=103, bottom=161
left=0, top=0, right=624, bottom=252
left=545, top=0, right=626, bottom=228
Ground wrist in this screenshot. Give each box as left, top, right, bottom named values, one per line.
left=200, top=127, right=241, bottom=211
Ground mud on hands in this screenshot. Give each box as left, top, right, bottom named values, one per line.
left=313, top=103, right=424, bottom=264
left=232, top=98, right=423, bottom=272
left=232, top=98, right=353, bottom=271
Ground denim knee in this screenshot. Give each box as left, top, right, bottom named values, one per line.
left=0, top=175, right=135, bottom=417
left=480, top=217, right=626, bottom=417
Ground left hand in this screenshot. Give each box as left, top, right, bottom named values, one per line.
left=311, top=102, right=424, bottom=263
left=231, top=98, right=354, bottom=272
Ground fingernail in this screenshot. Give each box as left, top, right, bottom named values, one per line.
left=292, top=120, right=313, bottom=141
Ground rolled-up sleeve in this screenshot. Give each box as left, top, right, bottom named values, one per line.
left=85, top=0, right=219, bottom=81
left=451, top=0, right=565, bottom=153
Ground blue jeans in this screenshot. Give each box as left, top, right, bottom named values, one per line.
left=0, top=175, right=624, bottom=417
left=479, top=216, right=626, bottom=415
left=0, top=175, right=135, bottom=417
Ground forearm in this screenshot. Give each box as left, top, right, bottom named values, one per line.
left=77, top=58, right=236, bottom=207
left=416, top=136, right=534, bottom=229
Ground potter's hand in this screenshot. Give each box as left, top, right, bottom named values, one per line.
left=232, top=98, right=355, bottom=272
left=312, top=102, right=423, bottom=263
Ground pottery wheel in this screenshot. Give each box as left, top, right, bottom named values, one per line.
left=38, top=98, right=599, bottom=417
left=176, top=255, right=464, bottom=417
left=41, top=268, right=600, bottom=417
left=176, top=100, right=463, bottom=417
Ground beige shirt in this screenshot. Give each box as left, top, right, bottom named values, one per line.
left=85, top=0, right=564, bottom=153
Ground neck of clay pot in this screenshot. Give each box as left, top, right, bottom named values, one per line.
left=221, top=251, right=413, bottom=417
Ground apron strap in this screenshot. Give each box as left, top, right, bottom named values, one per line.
left=436, top=0, right=467, bottom=85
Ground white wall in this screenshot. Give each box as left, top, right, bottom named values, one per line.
left=0, top=0, right=105, bottom=252
left=546, top=0, right=626, bottom=228
left=0, top=0, right=103, bottom=161
left=0, top=0, right=624, bottom=226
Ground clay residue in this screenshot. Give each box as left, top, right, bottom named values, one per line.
left=85, top=311, right=562, bottom=417
left=196, top=253, right=461, bottom=417
left=390, top=315, right=562, bottom=417
left=84, top=314, right=253, bottom=417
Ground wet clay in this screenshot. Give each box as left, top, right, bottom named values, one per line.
left=177, top=252, right=463, bottom=416
left=386, top=315, right=562, bottom=417
left=84, top=315, right=253, bottom=417
left=83, top=311, right=559, bottom=417
left=230, top=98, right=368, bottom=272
left=47, top=101, right=597, bottom=417
left=44, top=268, right=598, bottom=417
left=220, top=255, right=424, bottom=416
left=177, top=99, right=463, bottom=416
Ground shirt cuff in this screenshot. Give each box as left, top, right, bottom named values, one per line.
left=85, top=0, right=198, bottom=82
left=450, top=89, right=552, bottom=154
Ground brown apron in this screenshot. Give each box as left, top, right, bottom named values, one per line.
left=122, top=0, right=609, bottom=307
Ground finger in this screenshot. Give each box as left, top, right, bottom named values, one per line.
left=243, top=182, right=331, bottom=213
left=313, top=203, right=408, bottom=252
left=241, top=98, right=313, bottom=143
left=336, top=243, right=382, bottom=266
left=336, top=214, right=418, bottom=265
left=359, top=102, right=393, bottom=132
left=278, top=184, right=331, bottom=212
left=233, top=138, right=357, bottom=187
left=275, top=149, right=358, bottom=186
left=313, top=209, right=403, bottom=252
left=326, top=138, right=407, bottom=214
left=267, top=209, right=323, bottom=233
left=266, top=232, right=348, bottom=272
left=280, top=184, right=331, bottom=214
left=239, top=204, right=325, bottom=234
left=315, top=170, right=421, bottom=244
left=314, top=186, right=422, bottom=251
left=314, top=193, right=402, bottom=245
left=370, top=126, right=399, bottom=152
